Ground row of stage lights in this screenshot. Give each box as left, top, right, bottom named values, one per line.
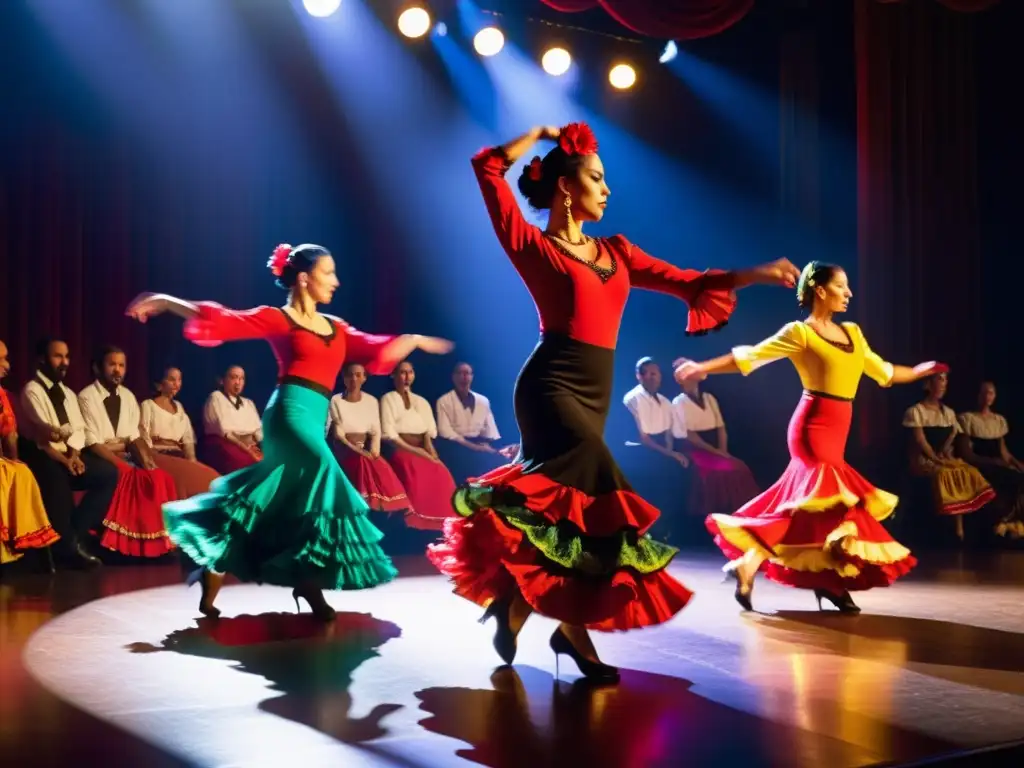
left=302, top=0, right=680, bottom=90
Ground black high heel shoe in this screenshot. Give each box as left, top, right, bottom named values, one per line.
left=814, top=589, right=861, bottom=614
left=550, top=628, right=619, bottom=683
left=292, top=587, right=337, bottom=622
left=479, top=598, right=517, bottom=665
left=724, top=568, right=754, bottom=612
left=186, top=567, right=221, bottom=619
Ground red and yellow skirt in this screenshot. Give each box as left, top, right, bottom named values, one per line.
left=706, top=392, right=916, bottom=592
left=0, top=458, right=59, bottom=564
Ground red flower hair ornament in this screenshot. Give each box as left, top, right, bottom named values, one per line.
left=558, top=122, right=599, bottom=157
left=267, top=243, right=292, bottom=277
left=527, top=156, right=543, bottom=181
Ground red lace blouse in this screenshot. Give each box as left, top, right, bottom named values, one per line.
left=472, top=147, right=738, bottom=349
left=183, top=305, right=397, bottom=391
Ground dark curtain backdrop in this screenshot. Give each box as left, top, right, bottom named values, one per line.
left=539, top=0, right=755, bottom=39
left=854, top=0, right=997, bottom=454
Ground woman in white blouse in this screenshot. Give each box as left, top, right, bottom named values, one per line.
left=380, top=360, right=457, bottom=529
left=957, top=381, right=1024, bottom=540
left=202, top=365, right=263, bottom=474
left=329, top=362, right=410, bottom=514
left=670, top=360, right=759, bottom=517
left=903, top=371, right=994, bottom=540
left=141, top=366, right=220, bottom=498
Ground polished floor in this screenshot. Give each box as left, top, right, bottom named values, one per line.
left=1, top=550, right=1023, bottom=768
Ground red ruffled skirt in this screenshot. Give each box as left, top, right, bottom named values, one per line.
left=335, top=445, right=411, bottom=514
left=99, top=464, right=177, bottom=558
left=388, top=449, right=458, bottom=530
left=428, top=332, right=700, bottom=632
left=706, top=392, right=915, bottom=592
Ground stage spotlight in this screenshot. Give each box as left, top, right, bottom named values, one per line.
left=541, top=47, right=571, bottom=76
left=659, top=41, right=678, bottom=64
left=434, top=22, right=448, bottom=37
left=397, top=6, right=431, bottom=38
left=303, top=0, right=341, bottom=18
left=473, top=26, right=505, bottom=57
left=609, top=63, right=636, bottom=90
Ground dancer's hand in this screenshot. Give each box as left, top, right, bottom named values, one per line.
left=751, top=258, right=800, bottom=288
left=538, top=125, right=561, bottom=141
left=416, top=336, right=455, bottom=355
left=912, top=361, right=949, bottom=379
left=498, top=444, right=520, bottom=460
left=125, top=293, right=168, bottom=323
left=674, top=360, right=707, bottom=384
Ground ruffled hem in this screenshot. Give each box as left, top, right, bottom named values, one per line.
left=12, top=525, right=60, bottom=550
left=164, top=488, right=398, bottom=591
left=684, top=271, right=736, bottom=336
left=99, top=521, right=175, bottom=558
left=937, top=486, right=996, bottom=516
left=995, top=519, right=1024, bottom=539
left=455, top=468, right=660, bottom=537
left=428, top=498, right=691, bottom=631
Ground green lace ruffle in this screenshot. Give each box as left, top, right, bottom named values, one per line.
left=452, top=485, right=677, bottom=576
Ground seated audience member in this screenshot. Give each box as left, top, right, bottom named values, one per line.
left=78, top=345, right=177, bottom=558
left=328, top=362, right=409, bottom=514
left=903, top=371, right=994, bottom=541
left=17, top=338, right=117, bottom=568
left=957, top=380, right=1024, bottom=540
left=671, top=356, right=760, bottom=517
left=140, top=366, right=220, bottom=498
left=435, top=362, right=516, bottom=481
left=622, top=357, right=689, bottom=470
left=381, top=360, right=457, bottom=530
left=202, top=365, right=262, bottom=474
left=0, top=338, right=59, bottom=566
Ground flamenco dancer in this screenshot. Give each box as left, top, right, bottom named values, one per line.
left=126, top=243, right=452, bottom=621
left=426, top=122, right=799, bottom=681
left=674, top=261, right=946, bottom=614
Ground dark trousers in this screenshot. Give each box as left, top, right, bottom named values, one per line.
left=18, top=439, right=119, bottom=550
left=435, top=439, right=504, bottom=485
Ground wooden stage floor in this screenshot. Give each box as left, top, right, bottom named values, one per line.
left=1, top=551, right=1022, bottom=768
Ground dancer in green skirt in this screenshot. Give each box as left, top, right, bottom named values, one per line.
left=125, top=243, right=453, bottom=621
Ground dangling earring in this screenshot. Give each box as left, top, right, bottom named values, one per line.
left=563, top=195, right=581, bottom=245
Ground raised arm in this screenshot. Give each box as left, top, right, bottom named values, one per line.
left=126, top=294, right=286, bottom=346
left=675, top=322, right=808, bottom=384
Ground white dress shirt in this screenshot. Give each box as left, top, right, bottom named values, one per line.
left=380, top=390, right=437, bottom=441
left=623, top=384, right=675, bottom=436
left=203, top=391, right=263, bottom=441
left=671, top=392, right=724, bottom=439
left=78, top=380, right=142, bottom=446
left=140, top=398, right=198, bottom=448
left=436, top=390, right=500, bottom=441
left=18, top=372, right=87, bottom=452
left=328, top=393, right=382, bottom=453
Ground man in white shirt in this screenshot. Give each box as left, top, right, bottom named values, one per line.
left=622, top=358, right=689, bottom=469
left=435, top=362, right=516, bottom=479
left=17, top=338, right=117, bottom=568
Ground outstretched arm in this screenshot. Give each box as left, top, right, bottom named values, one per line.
left=126, top=294, right=285, bottom=346
left=675, top=322, right=807, bottom=383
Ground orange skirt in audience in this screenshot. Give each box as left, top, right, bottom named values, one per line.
left=1, top=458, right=59, bottom=564
left=334, top=445, right=410, bottom=514
left=99, top=464, right=177, bottom=558
left=151, top=452, right=220, bottom=499
left=202, top=435, right=259, bottom=475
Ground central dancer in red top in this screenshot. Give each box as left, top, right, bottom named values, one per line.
left=427, top=123, right=800, bottom=681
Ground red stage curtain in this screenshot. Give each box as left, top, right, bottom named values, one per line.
left=538, top=0, right=755, bottom=40
left=878, top=0, right=1000, bottom=10
left=854, top=0, right=992, bottom=453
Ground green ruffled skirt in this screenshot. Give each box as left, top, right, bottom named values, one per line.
left=163, top=383, right=397, bottom=590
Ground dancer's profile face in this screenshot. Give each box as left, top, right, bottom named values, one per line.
left=344, top=364, right=366, bottom=393
left=302, top=255, right=339, bottom=306
left=979, top=381, right=996, bottom=408
left=0, top=341, right=9, bottom=380
left=560, top=154, right=609, bottom=223
left=815, top=269, right=852, bottom=314
left=223, top=367, right=245, bottom=397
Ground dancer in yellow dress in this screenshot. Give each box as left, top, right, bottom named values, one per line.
left=675, top=262, right=946, bottom=613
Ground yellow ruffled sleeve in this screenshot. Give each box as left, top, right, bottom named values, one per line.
left=732, top=321, right=807, bottom=376
left=847, top=323, right=894, bottom=387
